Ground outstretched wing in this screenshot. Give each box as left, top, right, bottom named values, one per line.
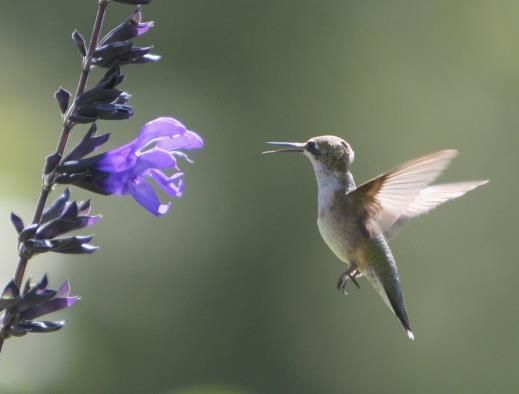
left=383, top=180, right=488, bottom=238
left=348, top=149, right=476, bottom=238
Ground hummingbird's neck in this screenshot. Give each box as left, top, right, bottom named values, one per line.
left=312, top=165, right=355, bottom=216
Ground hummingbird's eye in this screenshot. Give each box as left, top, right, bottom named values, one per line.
left=306, top=141, right=319, bottom=154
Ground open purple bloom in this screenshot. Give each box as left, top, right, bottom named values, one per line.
left=58, top=117, right=203, bottom=216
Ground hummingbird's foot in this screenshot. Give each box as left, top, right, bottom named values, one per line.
left=337, top=269, right=360, bottom=294
left=349, top=271, right=360, bottom=289
left=337, top=273, right=349, bottom=295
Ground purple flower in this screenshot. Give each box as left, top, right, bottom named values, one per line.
left=58, top=117, right=203, bottom=216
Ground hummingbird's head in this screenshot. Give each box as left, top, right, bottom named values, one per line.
left=264, top=135, right=354, bottom=172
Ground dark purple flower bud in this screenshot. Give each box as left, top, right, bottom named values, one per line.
left=17, top=286, right=56, bottom=314
left=113, top=0, right=152, bottom=4
left=72, top=30, right=87, bottom=57
left=100, top=7, right=154, bottom=46
left=14, top=320, right=65, bottom=334
left=72, top=70, right=133, bottom=124
left=1, top=275, right=79, bottom=338
left=47, top=235, right=98, bottom=254
left=41, top=188, right=71, bottom=223
left=92, top=42, right=160, bottom=67
left=57, top=117, right=204, bottom=216
left=54, top=87, right=71, bottom=114
left=94, top=41, right=133, bottom=60
left=36, top=201, right=101, bottom=240
left=73, top=103, right=134, bottom=122
left=21, top=239, right=54, bottom=255
left=22, top=281, right=79, bottom=320
left=18, top=190, right=100, bottom=257
left=76, top=88, right=126, bottom=107
left=10, top=212, right=25, bottom=234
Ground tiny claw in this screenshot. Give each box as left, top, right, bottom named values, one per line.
left=349, top=272, right=360, bottom=289
left=337, top=268, right=361, bottom=294
left=336, top=272, right=350, bottom=295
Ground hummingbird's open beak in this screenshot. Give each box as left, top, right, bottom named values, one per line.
left=262, top=142, right=305, bottom=154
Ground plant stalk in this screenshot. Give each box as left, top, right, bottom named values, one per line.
left=0, top=0, right=110, bottom=353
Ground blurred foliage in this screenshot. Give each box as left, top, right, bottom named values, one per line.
left=0, top=0, right=517, bottom=393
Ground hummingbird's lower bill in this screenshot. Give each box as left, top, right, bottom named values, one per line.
left=264, top=136, right=488, bottom=340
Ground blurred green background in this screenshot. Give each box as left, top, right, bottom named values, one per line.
left=0, top=0, right=516, bottom=393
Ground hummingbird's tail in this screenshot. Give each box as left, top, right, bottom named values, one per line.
left=365, top=265, right=415, bottom=340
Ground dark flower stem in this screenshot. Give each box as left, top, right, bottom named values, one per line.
left=0, top=0, right=110, bottom=353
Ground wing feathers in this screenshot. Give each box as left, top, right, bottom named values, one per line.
left=350, top=150, right=486, bottom=238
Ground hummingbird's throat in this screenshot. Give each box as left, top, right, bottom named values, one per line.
left=313, top=167, right=354, bottom=214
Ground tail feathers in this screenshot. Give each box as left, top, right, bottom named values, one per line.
left=386, top=288, right=414, bottom=341
left=365, top=266, right=415, bottom=340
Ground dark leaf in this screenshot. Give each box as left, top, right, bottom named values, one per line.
left=10, top=212, right=24, bottom=234
left=54, top=87, right=71, bottom=114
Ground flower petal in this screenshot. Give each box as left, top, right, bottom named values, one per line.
left=150, top=169, right=184, bottom=197
left=133, top=148, right=176, bottom=174
left=135, top=117, right=187, bottom=149
left=156, top=130, right=204, bottom=151
left=129, top=177, right=170, bottom=216
left=97, top=143, right=136, bottom=172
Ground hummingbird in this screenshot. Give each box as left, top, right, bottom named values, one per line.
left=264, top=136, right=487, bottom=340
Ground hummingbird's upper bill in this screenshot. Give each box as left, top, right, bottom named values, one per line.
left=262, top=142, right=305, bottom=154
